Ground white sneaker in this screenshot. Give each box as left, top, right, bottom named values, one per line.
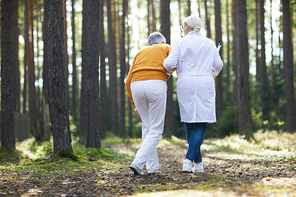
left=182, top=161, right=193, bottom=172
left=193, top=163, right=204, bottom=173
left=129, top=164, right=143, bottom=175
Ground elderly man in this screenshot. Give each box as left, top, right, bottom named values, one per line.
left=126, top=32, right=172, bottom=175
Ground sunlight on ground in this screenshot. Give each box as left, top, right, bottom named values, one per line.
left=125, top=189, right=237, bottom=197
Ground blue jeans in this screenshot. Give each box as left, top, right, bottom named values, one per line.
left=185, top=122, right=207, bottom=163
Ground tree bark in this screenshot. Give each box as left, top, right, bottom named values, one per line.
left=42, top=0, right=51, bottom=141
left=71, top=0, right=77, bottom=123
left=282, top=0, right=296, bottom=133
left=81, top=0, right=101, bottom=148
left=12, top=0, right=20, bottom=113
left=119, top=0, right=128, bottom=137
left=215, top=0, right=223, bottom=120
left=204, top=0, right=211, bottom=38
left=1, top=0, right=16, bottom=150
left=107, top=0, right=119, bottom=135
left=260, top=0, right=269, bottom=121
left=46, top=0, right=73, bottom=156
left=161, top=0, right=174, bottom=137
left=237, top=0, right=253, bottom=139
left=99, top=0, right=107, bottom=139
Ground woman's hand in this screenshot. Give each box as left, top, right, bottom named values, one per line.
left=135, top=109, right=142, bottom=122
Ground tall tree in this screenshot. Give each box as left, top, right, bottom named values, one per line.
left=99, top=0, right=107, bottom=139
left=26, top=0, right=37, bottom=135
left=46, top=0, right=73, bottom=156
left=187, top=0, right=191, bottom=16
left=81, top=0, right=101, bottom=148
left=71, top=0, right=77, bottom=122
left=1, top=0, right=16, bottom=150
left=107, top=0, right=119, bottom=135
left=204, top=0, right=211, bottom=38
left=43, top=0, right=51, bottom=141
left=260, top=0, right=269, bottom=121
left=225, top=0, right=231, bottom=100
left=63, top=0, right=69, bottom=107
left=215, top=0, right=223, bottom=119
left=119, top=0, right=128, bottom=137
left=282, top=0, right=296, bottom=133
left=237, top=0, right=253, bottom=139
left=12, top=0, right=20, bottom=113
left=161, top=0, right=174, bottom=137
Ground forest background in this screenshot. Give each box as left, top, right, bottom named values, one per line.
left=0, top=0, right=296, bottom=157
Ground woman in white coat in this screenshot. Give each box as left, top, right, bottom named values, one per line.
left=163, top=15, right=223, bottom=173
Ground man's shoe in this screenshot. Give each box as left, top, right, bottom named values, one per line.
left=129, top=164, right=143, bottom=175
left=182, top=161, right=193, bottom=172
left=193, top=163, right=204, bottom=173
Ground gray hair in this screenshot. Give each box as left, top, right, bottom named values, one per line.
left=147, top=32, right=166, bottom=46
left=183, top=15, right=201, bottom=32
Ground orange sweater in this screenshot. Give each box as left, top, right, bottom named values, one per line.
left=126, top=44, right=172, bottom=109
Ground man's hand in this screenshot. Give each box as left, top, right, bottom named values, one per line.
left=135, top=109, right=142, bottom=122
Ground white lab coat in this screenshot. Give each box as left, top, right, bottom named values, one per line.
left=163, top=31, right=223, bottom=123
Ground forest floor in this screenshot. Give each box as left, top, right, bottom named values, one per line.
left=0, top=130, right=296, bottom=197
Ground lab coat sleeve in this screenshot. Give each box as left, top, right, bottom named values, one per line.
left=163, top=41, right=180, bottom=74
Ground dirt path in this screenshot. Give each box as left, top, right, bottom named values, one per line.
left=1, top=137, right=296, bottom=196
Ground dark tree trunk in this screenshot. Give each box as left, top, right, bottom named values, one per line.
left=204, top=0, right=211, bottom=38
left=63, top=0, right=69, bottom=109
left=99, top=0, right=107, bottom=139
left=71, top=0, right=77, bottom=123
left=215, top=0, right=223, bottom=120
left=107, top=0, right=119, bottom=135
left=46, top=0, right=73, bottom=156
left=232, top=0, right=239, bottom=109
left=161, top=0, right=174, bottom=137
left=12, top=0, right=20, bottom=113
left=255, top=0, right=260, bottom=114
left=187, top=0, right=191, bottom=16
left=119, top=0, right=128, bottom=137
left=226, top=0, right=231, bottom=100
left=237, top=0, right=253, bottom=139
left=1, top=0, right=16, bottom=150
left=42, top=0, right=51, bottom=141
left=260, top=0, right=269, bottom=121
left=26, top=0, right=37, bottom=137
left=81, top=0, right=101, bottom=148
left=282, top=0, right=296, bottom=133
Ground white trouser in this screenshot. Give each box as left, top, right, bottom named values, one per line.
left=131, top=80, right=167, bottom=173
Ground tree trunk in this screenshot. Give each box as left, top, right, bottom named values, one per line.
left=204, top=0, right=211, bottom=38
left=26, top=0, right=37, bottom=137
left=42, top=0, right=51, bottom=141
left=255, top=0, right=260, bottom=114
left=71, top=0, right=77, bottom=123
left=226, top=0, right=231, bottom=100
left=99, top=0, right=107, bottom=139
left=107, top=0, right=119, bottom=135
left=187, top=0, right=191, bottom=16
left=63, top=0, right=69, bottom=109
left=161, top=0, right=174, bottom=137
left=232, top=0, right=239, bottom=109
left=1, top=0, right=16, bottom=150
left=81, top=0, right=101, bottom=148
left=282, top=0, right=296, bottom=133
left=260, top=0, right=269, bottom=121
left=46, top=0, right=73, bottom=157
left=12, top=0, right=20, bottom=113
left=237, top=0, right=253, bottom=139
left=119, top=0, right=128, bottom=137
left=215, top=0, right=223, bottom=120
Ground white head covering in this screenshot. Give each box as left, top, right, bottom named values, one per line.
left=184, top=15, right=201, bottom=32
